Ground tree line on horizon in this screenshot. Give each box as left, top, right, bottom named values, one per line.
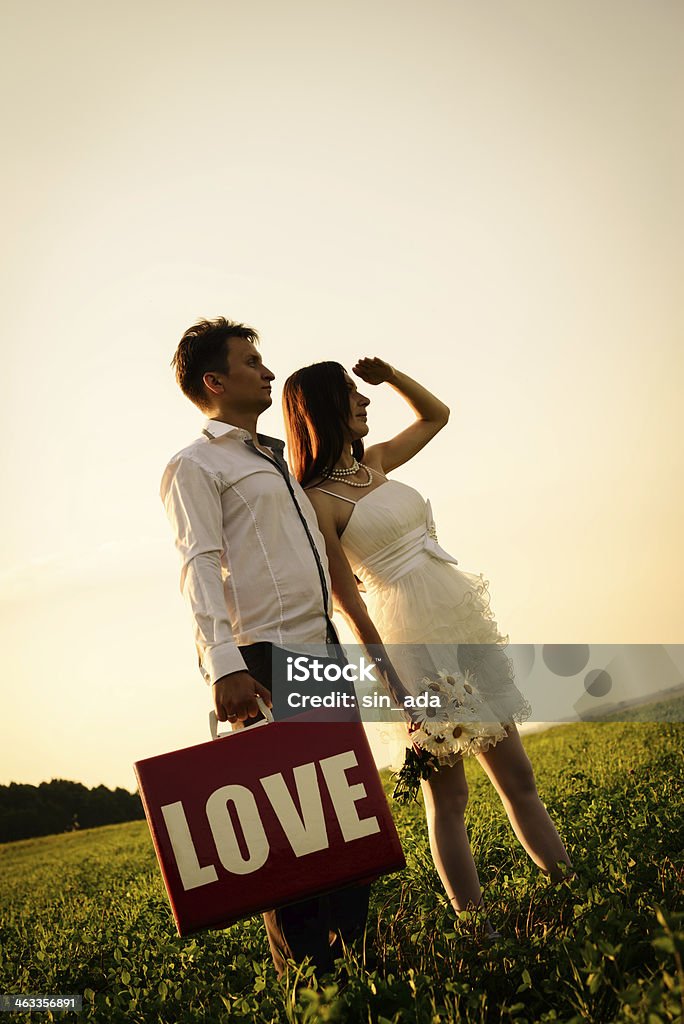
left=0, top=779, right=144, bottom=844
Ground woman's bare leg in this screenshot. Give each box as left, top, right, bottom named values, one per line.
left=476, top=724, right=574, bottom=882
left=420, top=760, right=495, bottom=929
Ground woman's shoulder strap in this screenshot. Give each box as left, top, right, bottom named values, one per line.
left=310, top=487, right=356, bottom=505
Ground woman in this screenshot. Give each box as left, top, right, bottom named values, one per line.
left=283, top=357, right=574, bottom=938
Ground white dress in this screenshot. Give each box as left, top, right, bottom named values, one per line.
left=318, top=476, right=532, bottom=770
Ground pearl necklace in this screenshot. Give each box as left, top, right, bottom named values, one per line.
left=328, top=459, right=373, bottom=487
left=329, top=457, right=361, bottom=476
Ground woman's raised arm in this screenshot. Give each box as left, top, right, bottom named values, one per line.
left=353, top=356, right=450, bottom=473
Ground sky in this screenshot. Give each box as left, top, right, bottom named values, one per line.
left=1, top=0, right=682, bottom=790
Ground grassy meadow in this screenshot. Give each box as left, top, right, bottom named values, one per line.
left=0, top=719, right=682, bottom=1024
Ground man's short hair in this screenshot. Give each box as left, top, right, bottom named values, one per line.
left=172, top=317, right=260, bottom=410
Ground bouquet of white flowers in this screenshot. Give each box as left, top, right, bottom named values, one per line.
left=392, top=669, right=508, bottom=802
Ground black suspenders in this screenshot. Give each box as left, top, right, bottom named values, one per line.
left=246, top=440, right=341, bottom=650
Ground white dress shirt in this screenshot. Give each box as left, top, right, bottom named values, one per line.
left=160, top=419, right=333, bottom=685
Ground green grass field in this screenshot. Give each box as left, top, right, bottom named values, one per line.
left=1, top=719, right=682, bottom=1023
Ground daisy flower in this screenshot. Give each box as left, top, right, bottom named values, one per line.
left=405, top=698, right=450, bottom=726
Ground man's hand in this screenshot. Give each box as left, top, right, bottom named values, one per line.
left=352, top=356, right=397, bottom=386
left=213, top=671, right=273, bottom=723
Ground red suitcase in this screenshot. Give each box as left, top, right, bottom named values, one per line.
left=134, top=708, right=405, bottom=936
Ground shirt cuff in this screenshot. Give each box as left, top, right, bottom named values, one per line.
left=202, top=644, right=249, bottom=685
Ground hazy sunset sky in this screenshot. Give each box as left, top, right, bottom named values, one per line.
left=1, top=0, right=682, bottom=789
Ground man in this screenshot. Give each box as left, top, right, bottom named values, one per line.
left=160, top=317, right=370, bottom=978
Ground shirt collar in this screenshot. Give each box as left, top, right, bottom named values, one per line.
left=201, top=418, right=286, bottom=453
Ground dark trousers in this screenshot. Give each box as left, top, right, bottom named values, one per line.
left=239, top=642, right=372, bottom=978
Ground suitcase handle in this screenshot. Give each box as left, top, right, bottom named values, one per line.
left=209, top=695, right=274, bottom=740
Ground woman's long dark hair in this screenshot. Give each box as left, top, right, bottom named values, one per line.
left=283, top=361, right=365, bottom=487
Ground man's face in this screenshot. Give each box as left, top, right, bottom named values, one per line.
left=212, top=337, right=275, bottom=413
